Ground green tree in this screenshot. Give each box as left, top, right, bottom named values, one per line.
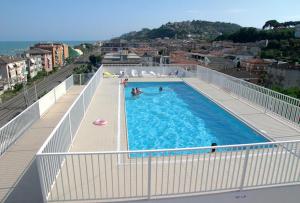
left=73, top=64, right=93, bottom=74
left=263, top=20, right=281, bottom=30
left=89, top=55, right=102, bottom=66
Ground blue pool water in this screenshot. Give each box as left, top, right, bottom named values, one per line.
left=125, top=82, right=269, bottom=151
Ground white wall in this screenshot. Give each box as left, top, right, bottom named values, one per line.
left=38, top=90, right=56, bottom=116
left=54, top=81, right=67, bottom=100
left=38, top=79, right=71, bottom=116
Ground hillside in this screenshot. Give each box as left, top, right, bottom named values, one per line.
left=119, top=20, right=241, bottom=40
left=214, top=20, right=300, bottom=63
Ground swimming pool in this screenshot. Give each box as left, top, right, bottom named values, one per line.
left=125, top=82, right=269, bottom=151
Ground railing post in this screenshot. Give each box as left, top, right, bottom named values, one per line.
left=240, top=146, right=250, bottom=190
left=264, top=90, right=269, bottom=113
left=147, top=154, right=152, bottom=199
left=82, top=92, right=86, bottom=114
left=34, top=82, right=38, bottom=101
left=68, top=113, right=73, bottom=142
left=53, top=86, right=57, bottom=103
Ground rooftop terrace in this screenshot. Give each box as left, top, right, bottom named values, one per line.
left=1, top=65, right=300, bottom=203
left=34, top=65, right=300, bottom=202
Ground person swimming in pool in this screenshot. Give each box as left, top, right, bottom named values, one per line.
left=159, top=86, right=163, bottom=92
left=131, top=88, right=136, bottom=96
left=135, top=87, right=143, bottom=95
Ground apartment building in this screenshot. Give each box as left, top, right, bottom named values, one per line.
left=170, top=51, right=198, bottom=65
left=23, top=54, right=43, bottom=78
left=241, top=58, right=272, bottom=73
left=0, top=56, right=27, bottom=90
left=27, top=48, right=53, bottom=72
left=100, top=39, right=129, bottom=54
left=102, top=50, right=141, bottom=64
left=34, top=43, right=69, bottom=67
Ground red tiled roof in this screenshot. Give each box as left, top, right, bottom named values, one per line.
left=243, top=58, right=272, bottom=65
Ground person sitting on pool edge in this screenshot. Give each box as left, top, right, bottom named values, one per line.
left=135, top=87, right=143, bottom=95
left=159, top=86, right=163, bottom=92
left=131, top=88, right=136, bottom=96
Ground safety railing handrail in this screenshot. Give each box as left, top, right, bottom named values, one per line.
left=103, top=64, right=198, bottom=67
left=0, top=74, right=73, bottom=131
left=37, top=139, right=300, bottom=156
left=37, top=66, right=103, bottom=155
left=0, top=74, right=74, bottom=156
left=197, top=65, right=300, bottom=107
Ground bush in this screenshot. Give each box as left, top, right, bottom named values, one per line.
left=89, top=55, right=102, bottom=66
left=272, top=86, right=300, bottom=99
left=73, top=64, right=93, bottom=74
left=13, top=83, right=23, bottom=92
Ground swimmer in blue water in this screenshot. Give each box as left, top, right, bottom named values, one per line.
left=131, top=88, right=136, bottom=96
left=135, top=88, right=143, bottom=95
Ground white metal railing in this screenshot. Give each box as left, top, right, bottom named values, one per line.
left=37, top=140, right=300, bottom=202
left=104, top=63, right=198, bottom=69
left=0, top=75, right=74, bottom=156
left=197, top=66, right=300, bottom=126
left=36, top=66, right=103, bottom=202
left=103, top=64, right=196, bottom=78
left=73, top=73, right=95, bottom=85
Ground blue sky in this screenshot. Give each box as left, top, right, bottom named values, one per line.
left=1, top=0, right=300, bottom=41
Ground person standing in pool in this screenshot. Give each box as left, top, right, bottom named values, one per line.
left=159, top=86, right=163, bottom=92
left=135, top=87, right=143, bottom=95
left=131, top=88, right=136, bottom=96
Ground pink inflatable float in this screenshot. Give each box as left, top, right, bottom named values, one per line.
left=93, top=119, right=108, bottom=126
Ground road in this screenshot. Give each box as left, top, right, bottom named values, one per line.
left=0, top=52, right=96, bottom=127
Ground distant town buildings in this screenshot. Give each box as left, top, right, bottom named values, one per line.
left=34, top=43, right=69, bottom=67
left=0, top=56, right=27, bottom=91
left=0, top=42, right=72, bottom=94
left=99, top=37, right=300, bottom=89
left=102, top=50, right=141, bottom=65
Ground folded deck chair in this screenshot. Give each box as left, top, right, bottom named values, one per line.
left=103, top=71, right=119, bottom=78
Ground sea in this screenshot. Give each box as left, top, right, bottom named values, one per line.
left=0, top=41, right=96, bottom=56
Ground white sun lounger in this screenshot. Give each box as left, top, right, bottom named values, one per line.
left=141, top=71, right=153, bottom=77
left=149, top=71, right=156, bottom=76
left=131, top=69, right=139, bottom=77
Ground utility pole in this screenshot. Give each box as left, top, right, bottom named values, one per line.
left=23, top=82, right=29, bottom=107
